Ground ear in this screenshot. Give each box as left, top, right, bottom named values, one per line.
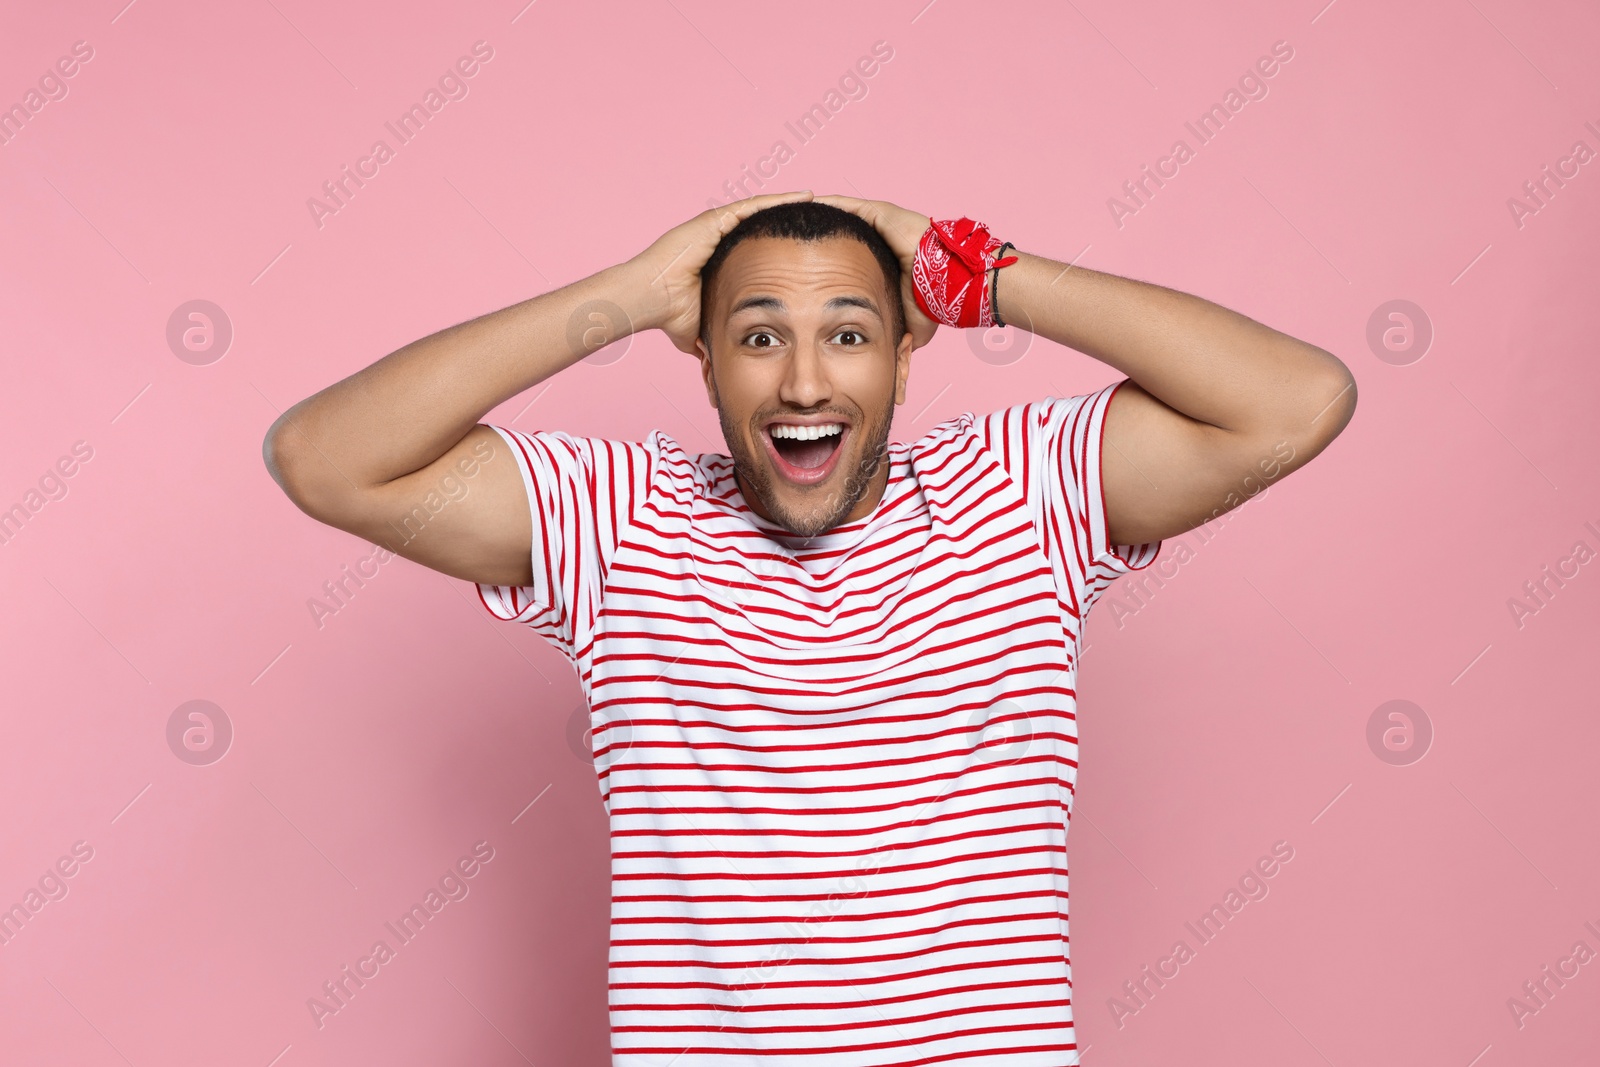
left=697, top=336, right=718, bottom=408
left=892, top=329, right=913, bottom=405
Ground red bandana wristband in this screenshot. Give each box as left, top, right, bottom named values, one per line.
left=911, top=217, right=1019, bottom=329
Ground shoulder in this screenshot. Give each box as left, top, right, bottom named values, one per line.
left=909, top=396, right=1061, bottom=463
left=964, top=388, right=1126, bottom=453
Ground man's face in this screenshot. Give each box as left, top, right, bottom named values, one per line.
left=697, top=235, right=913, bottom=537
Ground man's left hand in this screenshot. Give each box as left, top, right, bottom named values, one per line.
left=815, top=194, right=940, bottom=351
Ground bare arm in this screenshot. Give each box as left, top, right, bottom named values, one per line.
left=263, top=262, right=657, bottom=588
left=262, top=190, right=815, bottom=588
left=814, top=192, right=1358, bottom=549
left=994, top=252, right=1357, bottom=546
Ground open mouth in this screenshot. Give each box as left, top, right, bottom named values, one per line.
left=762, top=423, right=848, bottom=486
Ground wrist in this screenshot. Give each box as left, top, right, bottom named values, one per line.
left=596, top=258, right=670, bottom=336
left=912, top=218, right=1018, bottom=330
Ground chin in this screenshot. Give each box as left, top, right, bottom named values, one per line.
left=727, top=408, right=890, bottom=537
left=762, top=488, right=854, bottom=538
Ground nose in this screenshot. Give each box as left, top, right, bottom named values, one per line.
left=777, top=336, right=831, bottom=410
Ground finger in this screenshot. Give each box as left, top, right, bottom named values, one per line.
left=815, top=194, right=920, bottom=246
left=738, top=189, right=813, bottom=211
left=752, top=188, right=813, bottom=202
left=813, top=193, right=875, bottom=219
left=707, top=189, right=814, bottom=234
left=815, top=196, right=895, bottom=242
left=707, top=195, right=812, bottom=241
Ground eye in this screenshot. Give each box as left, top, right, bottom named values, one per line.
left=742, top=330, right=782, bottom=348
left=832, top=328, right=867, bottom=346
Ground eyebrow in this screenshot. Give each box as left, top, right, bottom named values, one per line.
left=727, top=294, right=884, bottom=323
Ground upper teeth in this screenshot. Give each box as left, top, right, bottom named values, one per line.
left=770, top=423, right=843, bottom=440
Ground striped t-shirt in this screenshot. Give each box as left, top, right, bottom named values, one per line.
left=476, top=379, right=1161, bottom=1065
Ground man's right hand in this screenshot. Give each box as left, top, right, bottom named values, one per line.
left=628, top=190, right=814, bottom=355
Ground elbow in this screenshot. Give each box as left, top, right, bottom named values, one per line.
left=1252, top=353, right=1356, bottom=469
left=262, top=418, right=298, bottom=496
left=262, top=424, right=289, bottom=492
left=262, top=417, right=324, bottom=514
left=1281, top=347, right=1356, bottom=438
left=1281, top=359, right=1356, bottom=466
left=1311, top=356, right=1358, bottom=441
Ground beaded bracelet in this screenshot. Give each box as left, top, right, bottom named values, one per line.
left=991, top=241, right=1016, bottom=329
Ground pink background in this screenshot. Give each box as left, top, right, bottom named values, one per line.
left=3, top=0, right=1598, bottom=1064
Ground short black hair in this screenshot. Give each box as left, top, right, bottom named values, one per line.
left=698, top=201, right=907, bottom=353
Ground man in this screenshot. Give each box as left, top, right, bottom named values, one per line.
left=264, top=190, right=1356, bottom=1064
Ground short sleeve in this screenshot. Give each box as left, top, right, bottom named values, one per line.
left=976, top=380, right=1162, bottom=622
left=474, top=425, right=655, bottom=660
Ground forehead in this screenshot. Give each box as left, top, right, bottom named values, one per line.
left=715, top=236, right=887, bottom=314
